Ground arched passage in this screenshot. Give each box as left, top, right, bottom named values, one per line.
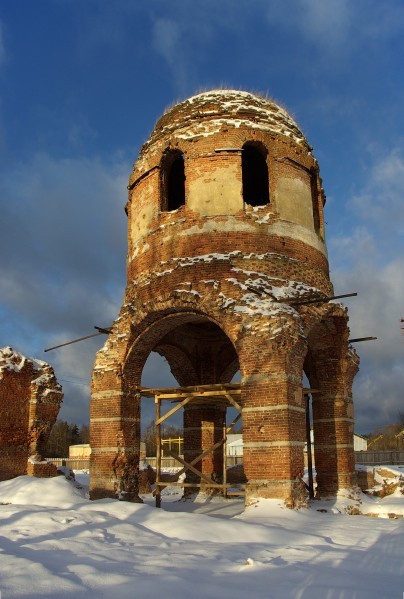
left=90, top=311, right=240, bottom=501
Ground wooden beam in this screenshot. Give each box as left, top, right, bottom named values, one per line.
left=175, top=414, right=242, bottom=478
left=305, top=394, right=314, bottom=500
left=303, top=388, right=319, bottom=395
left=155, top=396, right=162, bottom=508
left=226, top=412, right=242, bottom=434
left=44, top=332, right=105, bottom=352
left=160, top=390, right=241, bottom=400
left=94, top=326, right=112, bottom=334
left=44, top=325, right=112, bottom=352
left=155, top=395, right=194, bottom=425
left=223, top=421, right=227, bottom=497
left=349, top=337, right=377, bottom=343
left=175, top=438, right=226, bottom=479
left=156, top=482, right=232, bottom=489
left=139, top=383, right=319, bottom=400
left=137, top=382, right=241, bottom=398
left=165, top=450, right=215, bottom=486
left=288, top=292, right=357, bottom=306
left=224, top=392, right=242, bottom=412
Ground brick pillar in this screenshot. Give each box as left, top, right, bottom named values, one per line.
left=311, top=346, right=359, bottom=496
left=183, top=403, right=226, bottom=495
left=90, top=361, right=141, bottom=501
left=240, top=333, right=308, bottom=506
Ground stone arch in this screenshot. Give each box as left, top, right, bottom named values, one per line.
left=160, top=149, right=185, bottom=212
left=242, top=141, right=269, bottom=207
left=123, top=310, right=239, bottom=386
left=90, top=309, right=240, bottom=500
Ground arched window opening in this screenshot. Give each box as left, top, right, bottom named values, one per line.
left=161, top=150, right=185, bottom=212
left=242, top=143, right=269, bottom=207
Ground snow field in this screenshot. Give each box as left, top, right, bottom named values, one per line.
left=0, top=472, right=402, bottom=599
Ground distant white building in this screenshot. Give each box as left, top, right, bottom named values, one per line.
left=69, top=444, right=91, bottom=459
left=226, top=432, right=367, bottom=459
left=353, top=434, right=368, bottom=451
left=227, top=434, right=243, bottom=457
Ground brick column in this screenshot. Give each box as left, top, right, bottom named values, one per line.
left=183, top=403, right=226, bottom=495
left=90, top=359, right=141, bottom=501
left=311, top=347, right=359, bottom=496
left=239, top=333, right=308, bottom=506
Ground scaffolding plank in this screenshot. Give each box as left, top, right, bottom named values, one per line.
left=155, top=395, right=194, bottom=424
left=166, top=450, right=214, bottom=486
left=224, top=392, right=242, bottom=412
left=137, top=382, right=241, bottom=399
left=155, top=395, right=162, bottom=508
left=156, top=482, right=231, bottom=489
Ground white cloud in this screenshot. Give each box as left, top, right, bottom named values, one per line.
left=267, top=0, right=352, bottom=50
left=328, top=148, right=404, bottom=432
left=152, top=18, right=180, bottom=65
left=151, top=17, right=194, bottom=95
left=352, top=150, right=404, bottom=235
left=331, top=254, right=404, bottom=433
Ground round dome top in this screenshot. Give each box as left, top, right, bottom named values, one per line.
left=147, top=89, right=308, bottom=149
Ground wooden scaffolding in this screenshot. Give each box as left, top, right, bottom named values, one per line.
left=138, top=383, right=318, bottom=507
left=138, top=383, right=244, bottom=506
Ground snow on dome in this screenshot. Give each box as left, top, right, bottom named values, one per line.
left=148, top=89, right=308, bottom=148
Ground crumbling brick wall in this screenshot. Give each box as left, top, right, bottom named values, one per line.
left=90, top=90, right=359, bottom=506
left=0, top=346, right=63, bottom=480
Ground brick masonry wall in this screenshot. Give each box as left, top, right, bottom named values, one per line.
left=90, top=90, right=359, bottom=506
left=0, top=347, right=63, bottom=481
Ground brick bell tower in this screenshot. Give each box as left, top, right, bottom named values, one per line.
left=90, top=90, right=359, bottom=505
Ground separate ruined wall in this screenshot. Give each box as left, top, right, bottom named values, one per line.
left=0, top=347, right=63, bottom=480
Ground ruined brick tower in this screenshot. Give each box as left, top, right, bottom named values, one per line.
left=90, top=90, right=359, bottom=505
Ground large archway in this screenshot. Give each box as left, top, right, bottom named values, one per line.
left=90, top=311, right=240, bottom=501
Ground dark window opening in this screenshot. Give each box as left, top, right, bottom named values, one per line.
left=310, top=171, right=321, bottom=233
left=162, top=150, right=185, bottom=212
left=242, top=143, right=269, bottom=207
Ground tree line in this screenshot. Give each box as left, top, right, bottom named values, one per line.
left=142, top=420, right=183, bottom=457
left=365, top=415, right=404, bottom=451
left=43, top=419, right=183, bottom=458
left=44, top=420, right=89, bottom=458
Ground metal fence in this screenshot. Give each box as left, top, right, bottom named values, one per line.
left=355, top=451, right=404, bottom=465
left=46, top=452, right=403, bottom=472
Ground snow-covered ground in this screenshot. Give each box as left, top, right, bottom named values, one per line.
left=0, top=468, right=403, bottom=599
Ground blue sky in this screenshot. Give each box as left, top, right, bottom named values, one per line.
left=0, top=0, right=403, bottom=433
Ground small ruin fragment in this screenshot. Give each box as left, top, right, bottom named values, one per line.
left=90, top=90, right=359, bottom=507
left=0, top=346, right=63, bottom=480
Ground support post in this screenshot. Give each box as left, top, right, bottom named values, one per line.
left=155, top=395, right=162, bottom=508
left=306, top=394, right=314, bottom=499
left=222, top=421, right=227, bottom=497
